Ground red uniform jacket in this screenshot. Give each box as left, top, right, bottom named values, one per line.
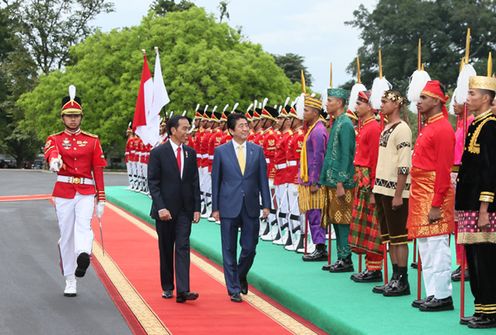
left=44, top=130, right=107, bottom=201
left=286, top=128, right=304, bottom=184
left=273, top=129, right=293, bottom=186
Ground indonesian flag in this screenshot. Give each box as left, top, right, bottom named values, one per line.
left=149, top=48, right=170, bottom=145
left=133, top=54, right=154, bottom=144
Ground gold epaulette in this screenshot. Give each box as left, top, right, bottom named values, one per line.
left=81, top=130, right=99, bottom=138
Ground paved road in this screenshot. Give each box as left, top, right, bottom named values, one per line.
left=0, top=170, right=131, bottom=335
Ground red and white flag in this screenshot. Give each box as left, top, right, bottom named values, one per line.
left=149, top=48, right=170, bottom=145
left=133, top=54, right=154, bottom=144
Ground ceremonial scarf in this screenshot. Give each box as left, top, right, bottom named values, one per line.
left=299, top=120, right=319, bottom=182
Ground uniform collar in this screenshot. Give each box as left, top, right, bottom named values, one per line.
left=426, top=113, right=444, bottom=124
left=64, top=128, right=81, bottom=136
left=474, top=109, right=493, bottom=122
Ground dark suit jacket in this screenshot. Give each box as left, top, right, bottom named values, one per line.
left=211, top=141, right=271, bottom=219
left=148, top=141, right=201, bottom=221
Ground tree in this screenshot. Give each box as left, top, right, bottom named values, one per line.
left=218, top=1, right=229, bottom=23
left=0, top=5, right=40, bottom=167
left=346, top=0, right=496, bottom=93
left=4, top=0, right=114, bottom=74
left=150, top=0, right=195, bottom=16
left=18, top=7, right=299, bottom=161
left=273, top=53, right=313, bottom=88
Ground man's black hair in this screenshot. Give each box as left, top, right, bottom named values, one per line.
left=167, top=115, right=191, bottom=136
left=227, top=112, right=248, bottom=131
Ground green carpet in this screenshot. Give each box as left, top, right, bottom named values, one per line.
left=107, top=186, right=491, bottom=335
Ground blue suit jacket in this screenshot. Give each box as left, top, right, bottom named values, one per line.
left=211, top=141, right=271, bottom=219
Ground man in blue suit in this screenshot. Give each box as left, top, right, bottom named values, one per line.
left=212, top=113, right=271, bottom=303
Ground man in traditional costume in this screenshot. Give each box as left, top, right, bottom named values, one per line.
left=372, top=90, right=412, bottom=297
left=408, top=80, right=455, bottom=312
left=299, top=94, right=329, bottom=261
left=348, top=91, right=384, bottom=282
left=320, top=88, right=356, bottom=272
left=456, top=73, right=496, bottom=328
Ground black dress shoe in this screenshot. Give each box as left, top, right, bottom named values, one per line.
left=302, top=248, right=327, bottom=262
left=468, top=315, right=496, bottom=329
left=240, top=279, right=248, bottom=295
left=412, top=295, right=434, bottom=308
left=329, top=258, right=354, bottom=273
left=162, top=290, right=173, bottom=299
left=351, top=270, right=383, bottom=283
left=383, top=276, right=410, bottom=296
left=75, top=252, right=90, bottom=278
left=321, top=264, right=331, bottom=271
left=460, top=314, right=481, bottom=325
left=176, top=291, right=199, bottom=303
left=451, top=266, right=470, bottom=282
left=419, top=296, right=454, bottom=312
left=372, top=283, right=389, bottom=294
left=230, top=293, right=242, bottom=303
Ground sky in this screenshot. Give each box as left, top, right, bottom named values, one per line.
left=91, top=0, right=378, bottom=92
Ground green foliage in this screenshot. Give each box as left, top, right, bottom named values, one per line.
left=0, top=5, right=40, bottom=166
left=273, top=53, right=313, bottom=88
left=6, top=0, right=114, bottom=74
left=18, top=7, right=299, bottom=159
left=150, top=0, right=195, bottom=16
left=347, top=0, right=496, bottom=92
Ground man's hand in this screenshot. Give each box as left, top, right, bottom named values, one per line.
left=478, top=211, right=490, bottom=228
left=193, top=211, right=200, bottom=224
left=336, top=183, right=345, bottom=198
left=262, top=208, right=270, bottom=219
left=369, top=192, right=376, bottom=206
left=391, top=195, right=403, bottom=210
left=428, top=206, right=441, bottom=224
left=212, top=210, right=220, bottom=222
left=310, top=184, right=319, bottom=193
left=49, top=158, right=63, bottom=172
left=96, top=201, right=105, bottom=219
left=158, top=208, right=172, bottom=221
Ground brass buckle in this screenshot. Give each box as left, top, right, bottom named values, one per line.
left=71, top=177, right=81, bottom=184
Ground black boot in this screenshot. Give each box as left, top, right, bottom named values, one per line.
left=302, top=244, right=327, bottom=261
left=383, top=274, right=410, bottom=296
left=419, top=296, right=454, bottom=312
left=373, top=264, right=397, bottom=294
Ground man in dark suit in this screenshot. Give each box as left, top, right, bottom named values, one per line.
left=148, top=115, right=201, bottom=303
left=212, top=113, right=271, bottom=303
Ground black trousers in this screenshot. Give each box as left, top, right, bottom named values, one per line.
left=466, top=243, right=496, bottom=316
left=155, top=212, right=192, bottom=294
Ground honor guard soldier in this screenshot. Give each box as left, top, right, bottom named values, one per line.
left=44, top=85, right=106, bottom=297
left=285, top=102, right=305, bottom=251
left=125, top=124, right=134, bottom=188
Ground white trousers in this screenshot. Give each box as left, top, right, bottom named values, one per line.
left=126, top=162, right=133, bottom=186
left=55, top=194, right=94, bottom=276
left=418, top=235, right=452, bottom=299
left=275, top=184, right=289, bottom=214
left=287, top=183, right=301, bottom=229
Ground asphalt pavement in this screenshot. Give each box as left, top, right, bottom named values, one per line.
left=0, top=170, right=131, bottom=335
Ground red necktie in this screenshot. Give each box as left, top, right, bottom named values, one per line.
left=176, top=146, right=182, bottom=175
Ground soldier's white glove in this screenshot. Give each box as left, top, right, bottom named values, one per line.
left=49, top=158, right=63, bottom=172
left=96, top=201, right=105, bottom=219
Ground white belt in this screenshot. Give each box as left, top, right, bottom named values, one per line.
left=287, top=161, right=297, bottom=167
left=201, top=154, right=208, bottom=158
left=208, top=155, right=214, bottom=160
left=57, top=176, right=94, bottom=185
left=275, top=163, right=287, bottom=170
